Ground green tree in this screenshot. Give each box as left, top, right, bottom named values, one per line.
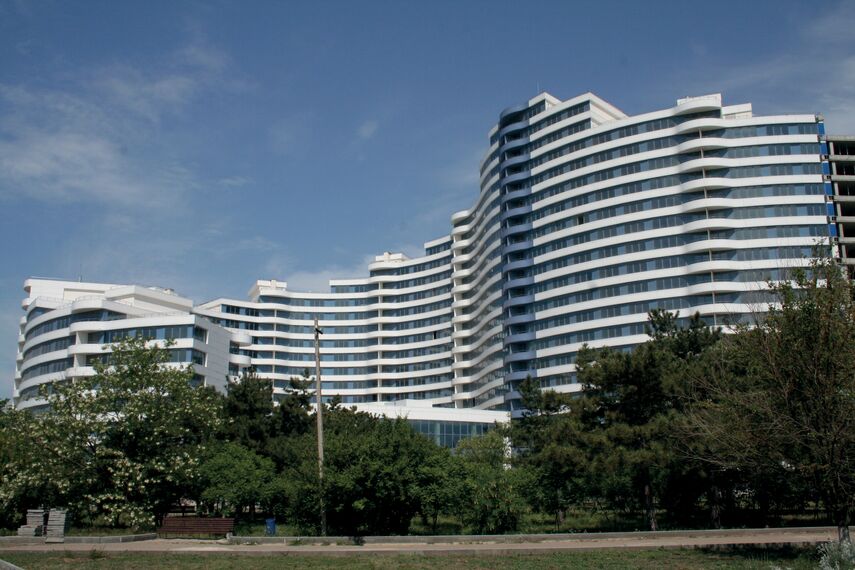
left=456, top=430, right=529, bottom=534
left=508, top=311, right=722, bottom=531
left=513, top=376, right=585, bottom=529
left=280, top=406, right=440, bottom=536
left=0, top=401, right=37, bottom=530
left=196, top=441, right=277, bottom=519
left=574, top=311, right=721, bottom=531
left=417, top=446, right=468, bottom=533
left=684, top=257, right=855, bottom=541
left=264, top=374, right=313, bottom=470
left=0, top=337, right=223, bottom=529
left=222, top=369, right=274, bottom=452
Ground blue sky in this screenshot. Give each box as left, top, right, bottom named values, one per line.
left=3, top=0, right=855, bottom=399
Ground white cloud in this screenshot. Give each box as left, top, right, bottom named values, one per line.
left=804, top=1, right=855, bottom=44
left=681, top=1, right=855, bottom=134
left=95, top=67, right=197, bottom=123
left=178, top=42, right=230, bottom=74
left=0, top=128, right=180, bottom=205
left=261, top=243, right=437, bottom=293
left=357, top=120, right=379, bottom=140
left=263, top=253, right=377, bottom=293
left=0, top=35, right=239, bottom=209
left=217, top=175, right=252, bottom=188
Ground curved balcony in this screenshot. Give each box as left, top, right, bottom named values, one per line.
left=504, top=350, right=536, bottom=364
left=686, top=281, right=743, bottom=296
left=502, top=222, right=532, bottom=238
left=501, top=204, right=532, bottom=220
left=499, top=102, right=528, bottom=124
left=674, top=117, right=724, bottom=135
left=71, top=297, right=107, bottom=313
left=451, top=313, right=472, bottom=326
left=451, top=251, right=474, bottom=266
left=17, top=397, right=50, bottom=411
left=499, top=171, right=531, bottom=187
left=680, top=197, right=736, bottom=214
left=502, top=187, right=531, bottom=202
left=497, top=119, right=529, bottom=140
left=66, top=366, right=95, bottom=378
left=505, top=313, right=535, bottom=326
left=233, top=331, right=253, bottom=346
left=503, top=294, right=534, bottom=310
left=679, top=177, right=733, bottom=193
left=681, top=217, right=740, bottom=233
left=499, top=136, right=530, bottom=153
left=685, top=260, right=740, bottom=275
left=505, top=370, right=535, bottom=383
left=674, top=96, right=721, bottom=115
left=682, top=238, right=738, bottom=255
left=451, top=282, right=473, bottom=295
left=676, top=137, right=729, bottom=154
left=502, top=240, right=532, bottom=256
left=451, top=236, right=473, bottom=252
left=451, top=210, right=472, bottom=225
left=503, top=275, right=534, bottom=290
left=679, top=156, right=731, bottom=174
left=503, top=258, right=533, bottom=272
left=499, top=153, right=530, bottom=171
left=68, top=343, right=100, bottom=356
left=504, top=330, right=536, bottom=344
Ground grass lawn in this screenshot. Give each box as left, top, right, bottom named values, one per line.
left=0, top=547, right=818, bottom=569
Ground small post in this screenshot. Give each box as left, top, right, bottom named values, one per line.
left=313, top=316, right=326, bottom=536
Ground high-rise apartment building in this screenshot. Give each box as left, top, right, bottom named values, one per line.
left=15, top=91, right=836, bottom=426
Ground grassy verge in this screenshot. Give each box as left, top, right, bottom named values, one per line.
left=0, top=547, right=817, bottom=569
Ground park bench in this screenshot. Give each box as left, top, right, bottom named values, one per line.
left=157, top=516, right=235, bottom=538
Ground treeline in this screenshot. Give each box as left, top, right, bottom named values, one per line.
left=2, top=257, right=855, bottom=539
left=0, top=337, right=528, bottom=536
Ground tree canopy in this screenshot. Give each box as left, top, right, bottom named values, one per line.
left=0, top=337, right=223, bottom=528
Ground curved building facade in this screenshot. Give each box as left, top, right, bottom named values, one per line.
left=14, top=91, right=835, bottom=418
left=15, top=279, right=236, bottom=411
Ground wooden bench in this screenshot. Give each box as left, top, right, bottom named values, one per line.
left=157, top=516, right=235, bottom=538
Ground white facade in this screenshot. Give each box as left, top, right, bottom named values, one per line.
left=14, top=279, right=238, bottom=411
left=14, top=90, right=835, bottom=420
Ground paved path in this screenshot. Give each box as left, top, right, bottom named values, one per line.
left=0, top=527, right=838, bottom=556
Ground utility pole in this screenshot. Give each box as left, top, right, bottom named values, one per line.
left=313, top=316, right=326, bottom=536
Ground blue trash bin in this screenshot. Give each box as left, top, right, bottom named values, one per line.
left=265, top=518, right=276, bottom=536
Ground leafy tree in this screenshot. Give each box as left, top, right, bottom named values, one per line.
left=196, top=441, right=277, bottom=519
left=0, top=337, right=223, bottom=529
left=684, top=257, right=855, bottom=541
left=280, top=406, right=440, bottom=536
left=0, top=401, right=37, bottom=530
left=456, top=430, right=529, bottom=534
left=417, top=446, right=468, bottom=533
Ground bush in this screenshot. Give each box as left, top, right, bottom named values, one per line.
left=818, top=540, right=855, bottom=570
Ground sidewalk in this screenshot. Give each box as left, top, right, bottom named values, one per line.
left=0, top=527, right=839, bottom=556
